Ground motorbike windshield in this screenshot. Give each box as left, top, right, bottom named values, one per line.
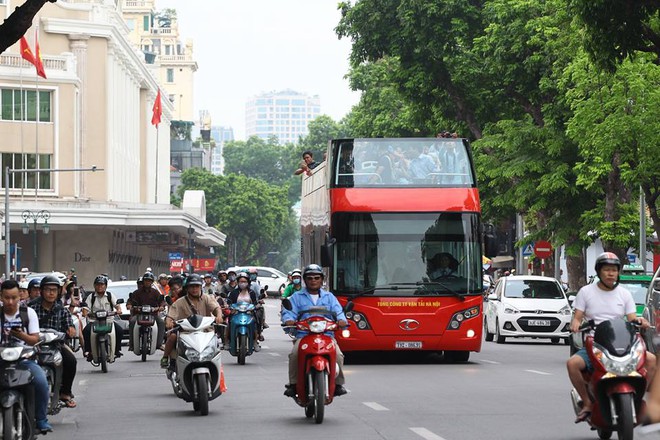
left=593, top=319, right=636, bottom=356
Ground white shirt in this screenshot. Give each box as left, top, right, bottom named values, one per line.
left=2, top=307, right=39, bottom=345
left=573, top=283, right=636, bottom=324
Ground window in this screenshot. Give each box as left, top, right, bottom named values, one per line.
left=143, top=15, right=150, bottom=31
left=125, top=19, right=135, bottom=31
left=166, top=68, right=174, bottom=83
left=275, top=99, right=289, bottom=106
left=1, top=153, right=52, bottom=190
left=1, top=89, right=51, bottom=122
left=164, top=45, right=171, bottom=55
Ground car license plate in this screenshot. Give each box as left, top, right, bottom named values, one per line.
left=528, top=319, right=551, bottom=326
left=395, top=341, right=422, bottom=349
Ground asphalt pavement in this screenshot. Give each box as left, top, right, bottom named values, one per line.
left=43, top=298, right=651, bottom=440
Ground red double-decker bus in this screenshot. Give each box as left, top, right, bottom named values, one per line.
left=300, top=137, right=491, bottom=362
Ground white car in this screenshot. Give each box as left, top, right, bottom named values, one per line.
left=484, top=275, right=571, bottom=344
left=227, top=266, right=288, bottom=296
left=104, top=280, right=139, bottom=340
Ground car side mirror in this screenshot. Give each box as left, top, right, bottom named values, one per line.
left=567, top=294, right=576, bottom=305
left=487, top=293, right=497, bottom=301
left=271, top=274, right=278, bottom=278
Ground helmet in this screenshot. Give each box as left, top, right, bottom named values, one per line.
left=18, top=280, right=28, bottom=290
left=142, top=272, right=156, bottom=282
left=158, top=273, right=168, bottom=280
left=595, top=252, right=621, bottom=273
left=302, top=264, right=324, bottom=279
left=218, top=270, right=227, bottom=276
left=40, top=275, right=62, bottom=288
left=203, top=273, right=212, bottom=278
left=93, top=275, right=108, bottom=285
left=185, top=273, right=203, bottom=286
left=291, top=269, right=302, bottom=278
left=248, top=267, right=258, bottom=275
left=28, top=278, right=42, bottom=290
left=236, top=271, right=250, bottom=283
left=168, top=275, right=183, bottom=287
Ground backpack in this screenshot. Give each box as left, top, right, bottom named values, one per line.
left=89, top=291, right=115, bottom=309
left=0, top=305, right=30, bottom=343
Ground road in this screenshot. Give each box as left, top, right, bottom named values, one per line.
left=45, top=299, right=633, bottom=440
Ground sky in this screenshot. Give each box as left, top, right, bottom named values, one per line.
left=155, top=0, right=361, bottom=140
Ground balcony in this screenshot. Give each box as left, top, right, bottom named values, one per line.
left=0, top=53, right=73, bottom=73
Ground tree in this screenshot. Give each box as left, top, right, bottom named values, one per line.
left=155, top=8, right=177, bottom=28
left=178, top=169, right=297, bottom=267
left=0, top=0, right=57, bottom=56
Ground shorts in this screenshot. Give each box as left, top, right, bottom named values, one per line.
left=574, top=348, right=593, bottom=372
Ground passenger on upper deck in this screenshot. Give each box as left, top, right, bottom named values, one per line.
left=293, top=150, right=319, bottom=177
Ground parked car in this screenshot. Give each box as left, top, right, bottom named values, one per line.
left=484, top=275, right=571, bottom=344
left=226, top=266, right=288, bottom=296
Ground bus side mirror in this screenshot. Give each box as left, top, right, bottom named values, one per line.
left=321, top=237, right=336, bottom=268
left=483, top=224, right=498, bottom=258
left=344, top=301, right=354, bottom=313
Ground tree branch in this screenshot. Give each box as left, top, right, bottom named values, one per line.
left=0, top=0, right=57, bottom=56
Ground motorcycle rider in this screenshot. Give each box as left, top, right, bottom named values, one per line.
left=221, top=269, right=238, bottom=297
left=27, top=278, right=41, bottom=300
left=161, top=273, right=224, bottom=368
left=217, top=270, right=228, bottom=289
left=247, top=267, right=268, bottom=334
left=127, top=272, right=166, bottom=352
left=28, top=275, right=78, bottom=408
left=0, top=280, right=52, bottom=432
left=155, top=273, right=170, bottom=296
left=225, top=272, right=261, bottom=350
left=567, top=252, right=655, bottom=423
left=82, top=275, right=124, bottom=360
left=281, top=264, right=348, bottom=398
left=203, top=273, right=219, bottom=296
left=281, top=269, right=302, bottom=299
left=168, top=275, right=184, bottom=302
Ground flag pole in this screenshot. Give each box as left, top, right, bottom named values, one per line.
left=19, top=53, right=24, bottom=200
left=155, top=125, right=159, bottom=204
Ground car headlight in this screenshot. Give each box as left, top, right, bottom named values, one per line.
left=592, top=340, right=644, bottom=376
left=559, top=304, right=571, bottom=316
left=0, top=347, right=22, bottom=362
left=503, top=304, right=520, bottom=314
left=309, top=321, right=328, bottom=333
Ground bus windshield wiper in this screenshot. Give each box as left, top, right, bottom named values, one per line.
left=415, top=281, right=466, bottom=301
left=344, top=285, right=407, bottom=299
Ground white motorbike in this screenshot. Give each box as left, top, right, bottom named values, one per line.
left=131, top=305, right=159, bottom=362
left=166, top=314, right=223, bottom=416
left=67, top=306, right=84, bottom=353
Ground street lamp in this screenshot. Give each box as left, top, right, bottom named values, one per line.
left=187, top=225, right=195, bottom=273
left=21, top=209, right=50, bottom=271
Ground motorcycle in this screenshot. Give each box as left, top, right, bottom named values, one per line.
left=67, top=305, right=84, bottom=353
left=166, top=314, right=223, bottom=416
left=227, top=302, right=258, bottom=365
left=36, top=329, right=66, bottom=416
left=282, top=299, right=352, bottom=424
left=132, top=305, right=159, bottom=362
left=570, top=319, right=649, bottom=440
left=0, top=328, right=37, bottom=439
left=86, top=299, right=123, bottom=373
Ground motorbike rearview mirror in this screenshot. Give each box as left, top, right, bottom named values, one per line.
left=116, top=298, right=125, bottom=304
left=259, top=292, right=266, bottom=300
left=165, top=296, right=173, bottom=305
left=220, top=292, right=227, bottom=299
left=344, top=301, right=354, bottom=313
left=281, top=298, right=293, bottom=311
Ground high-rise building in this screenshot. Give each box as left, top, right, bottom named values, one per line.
left=210, top=126, right=234, bottom=175
left=245, top=90, right=321, bottom=144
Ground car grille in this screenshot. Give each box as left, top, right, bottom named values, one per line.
left=517, top=316, right=562, bottom=333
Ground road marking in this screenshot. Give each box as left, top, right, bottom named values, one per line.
left=410, top=427, right=448, bottom=440
left=78, top=379, right=88, bottom=386
left=261, top=345, right=270, bottom=349
left=363, top=401, right=389, bottom=411
left=480, top=359, right=500, bottom=364
left=269, top=352, right=281, bottom=357
left=525, top=369, right=552, bottom=376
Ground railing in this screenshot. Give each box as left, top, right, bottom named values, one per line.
left=124, top=0, right=153, bottom=7
left=0, top=54, right=70, bottom=72
left=159, top=54, right=194, bottom=62
left=151, top=28, right=172, bottom=35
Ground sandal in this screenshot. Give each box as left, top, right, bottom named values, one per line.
left=59, top=396, right=77, bottom=408
left=575, top=409, right=591, bottom=423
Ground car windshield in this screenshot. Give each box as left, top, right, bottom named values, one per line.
left=503, top=280, right=564, bottom=299
left=107, top=283, right=135, bottom=302
left=618, top=281, right=649, bottom=304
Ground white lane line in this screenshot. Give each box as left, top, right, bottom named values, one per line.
left=363, top=401, right=389, bottom=411
left=525, top=369, right=552, bottom=376
left=260, top=345, right=270, bottom=349
left=410, top=427, right=448, bottom=440
left=480, top=359, right=500, bottom=364
left=78, top=379, right=88, bottom=386
left=269, top=352, right=281, bottom=357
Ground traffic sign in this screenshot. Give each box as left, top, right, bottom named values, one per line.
left=522, top=243, right=534, bottom=257
left=168, top=252, right=183, bottom=260
left=533, top=240, right=553, bottom=259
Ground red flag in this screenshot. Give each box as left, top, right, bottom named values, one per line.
left=34, top=30, right=46, bottom=79
left=19, top=36, right=36, bottom=65
left=151, top=88, right=162, bottom=127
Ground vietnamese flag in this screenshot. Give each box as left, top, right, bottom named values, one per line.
left=151, top=88, right=162, bottom=127
left=19, top=36, right=36, bottom=66
left=34, top=30, right=46, bottom=79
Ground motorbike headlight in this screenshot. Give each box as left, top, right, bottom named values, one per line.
left=559, top=304, right=572, bottom=316
left=95, top=311, right=107, bottom=318
left=593, top=341, right=643, bottom=376
left=185, top=348, right=201, bottom=362
left=142, top=306, right=152, bottom=313
left=238, top=304, right=248, bottom=312
left=0, top=347, right=21, bottom=362
left=199, top=346, right=216, bottom=361
left=503, top=304, right=520, bottom=314
left=309, top=321, right=327, bottom=333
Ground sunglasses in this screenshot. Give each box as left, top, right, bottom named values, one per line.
left=305, top=276, right=322, bottom=281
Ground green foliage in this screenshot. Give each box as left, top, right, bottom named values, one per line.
left=177, top=168, right=296, bottom=268
left=170, top=121, right=193, bottom=141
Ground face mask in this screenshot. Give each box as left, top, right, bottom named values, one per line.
left=293, top=279, right=301, bottom=285
left=228, top=275, right=236, bottom=281
left=238, top=282, right=248, bottom=290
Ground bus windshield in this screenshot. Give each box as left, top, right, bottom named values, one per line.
left=332, top=212, right=482, bottom=296
left=333, top=138, right=475, bottom=188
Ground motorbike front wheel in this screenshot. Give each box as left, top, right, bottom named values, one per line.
left=313, top=370, right=326, bottom=424
left=238, top=334, right=247, bottom=365
left=614, top=393, right=634, bottom=440
left=99, top=341, right=108, bottom=373
left=196, top=374, right=209, bottom=416
left=141, top=332, right=148, bottom=362
left=3, top=405, right=15, bottom=440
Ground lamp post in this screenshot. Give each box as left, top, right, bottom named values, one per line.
left=187, top=225, right=195, bottom=273
left=21, top=209, right=50, bottom=271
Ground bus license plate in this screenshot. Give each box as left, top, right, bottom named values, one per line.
left=395, top=341, right=422, bottom=349
left=528, top=320, right=551, bottom=326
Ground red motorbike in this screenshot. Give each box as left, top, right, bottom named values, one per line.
left=282, top=300, right=352, bottom=424
left=570, top=319, right=649, bottom=440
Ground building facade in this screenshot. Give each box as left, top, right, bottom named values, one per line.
left=245, top=89, right=321, bottom=144
left=210, top=125, right=233, bottom=175
left=0, top=0, right=224, bottom=284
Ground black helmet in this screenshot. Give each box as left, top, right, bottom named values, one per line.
left=40, top=275, right=61, bottom=289
left=94, top=275, right=108, bottom=285
left=142, top=272, right=155, bottom=282
left=595, top=252, right=621, bottom=273
left=168, top=275, right=183, bottom=287
left=185, top=273, right=203, bottom=286
left=28, top=278, right=42, bottom=290
left=302, top=264, right=324, bottom=279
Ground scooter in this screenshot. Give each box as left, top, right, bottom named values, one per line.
left=166, top=314, right=223, bottom=416
left=67, top=307, right=83, bottom=353
left=570, top=318, right=648, bottom=440
left=132, top=305, right=159, bottom=362
left=227, top=302, right=258, bottom=365
left=86, top=299, right=123, bottom=373
left=36, top=329, right=66, bottom=416
left=0, top=326, right=37, bottom=439
left=282, top=299, right=352, bottom=424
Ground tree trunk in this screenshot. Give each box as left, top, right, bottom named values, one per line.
left=566, top=253, right=587, bottom=292
left=0, top=0, right=57, bottom=56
